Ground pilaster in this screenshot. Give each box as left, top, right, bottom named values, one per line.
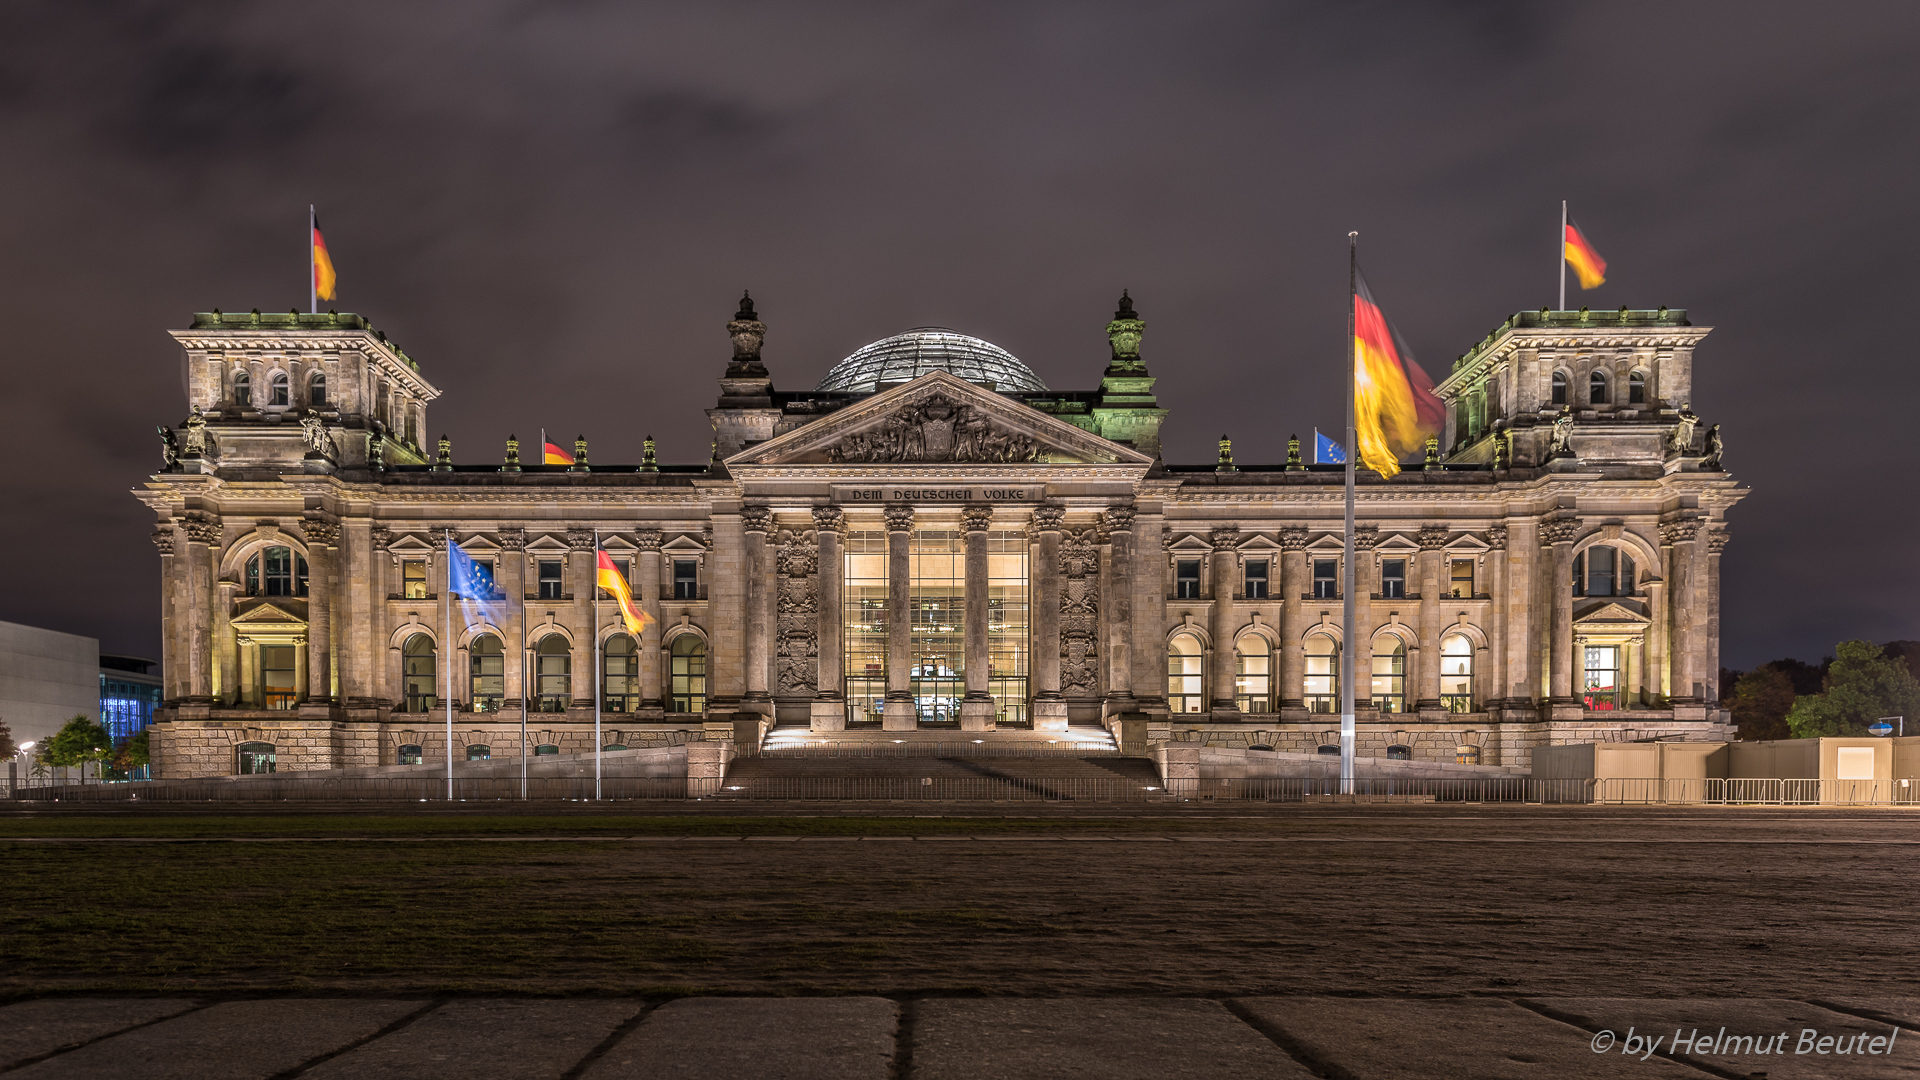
left=1542, top=517, right=1579, bottom=703
left=1030, top=503, right=1067, bottom=730
left=1207, top=525, right=1239, bottom=715
left=1415, top=525, right=1447, bottom=709
left=635, top=531, right=664, bottom=711
left=961, top=504, right=995, bottom=730
left=1277, top=527, right=1307, bottom=710
left=567, top=528, right=595, bottom=709
left=741, top=504, right=774, bottom=713
left=301, top=516, right=338, bottom=705
left=1102, top=504, right=1137, bottom=714
left=883, top=504, right=915, bottom=730
left=811, top=506, right=846, bottom=730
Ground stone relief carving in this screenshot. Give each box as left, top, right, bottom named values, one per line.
left=497, top=528, right=527, bottom=553
left=1702, top=424, right=1723, bottom=469
left=634, top=530, right=663, bottom=552
left=301, top=415, right=338, bottom=460
left=1278, top=526, right=1308, bottom=552
left=151, top=526, right=175, bottom=556
left=1548, top=406, right=1575, bottom=458
left=1059, top=527, right=1100, bottom=697
left=823, top=391, right=1039, bottom=464
left=1539, top=518, right=1581, bottom=546
left=1208, top=525, right=1239, bottom=550
left=776, top=529, right=819, bottom=695
left=299, top=517, right=340, bottom=547
left=180, top=411, right=217, bottom=458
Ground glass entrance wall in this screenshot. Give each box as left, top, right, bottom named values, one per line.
left=844, top=531, right=889, bottom=724
left=910, top=530, right=964, bottom=722
left=987, top=530, right=1029, bottom=724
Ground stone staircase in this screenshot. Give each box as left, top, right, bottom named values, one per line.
left=718, top=724, right=1158, bottom=800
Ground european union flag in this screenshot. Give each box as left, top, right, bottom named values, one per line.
left=1314, top=429, right=1347, bottom=465
left=448, top=540, right=509, bottom=629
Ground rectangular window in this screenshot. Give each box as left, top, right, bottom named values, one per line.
left=402, top=559, right=427, bottom=599
left=1583, top=645, right=1622, bottom=711
left=1243, top=560, right=1269, bottom=600
left=613, top=557, right=631, bottom=584
left=538, top=559, right=564, bottom=600
left=673, top=559, right=699, bottom=600
left=843, top=533, right=889, bottom=725
left=1175, top=560, right=1201, bottom=599
left=987, top=531, right=1029, bottom=726
left=260, top=645, right=297, bottom=710
left=1587, top=546, right=1614, bottom=598
left=1312, top=559, right=1338, bottom=599
left=1381, top=559, right=1406, bottom=599
left=1571, top=551, right=1585, bottom=597
left=1450, top=559, right=1474, bottom=599
left=263, top=546, right=294, bottom=596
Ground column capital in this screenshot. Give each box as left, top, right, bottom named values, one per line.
left=566, top=527, right=596, bottom=551
left=1278, top=526, right=1308, bottom=551
left=812, top=504, right=845, bottom=534
left=370, top=525, right=392, bottom=549
left=1209, top=524, right=1240, bottom=550
left=634, top=529, right=663, bottom=552
left=1540, top=518, right=1580, bottom=546
left=1660, top=518, right=1701, bottom=545
left=496, top=527, right=527, bottom=552
left=1102, top=503, right=1135, bottom=534
left=1352, top=523, right=1379, bottom=551
left=1485, top=524, right=1508, bottom=551
left=884, top=503, right=915, bottom=533
left=300, top=515, right=340, bottom=548
left=151, top=526, right=175, bottom=556
left=1706, top=527, right=1729, bottom=555
left=741, top=503, right=773, bottom=534
left=181, top=514, right=220, bottom=546
left=1417, top=525, right=1449, bottom=550
left=961, top=504, right=994, bottom=534
left=1028, top=503, right=1065, bottom=536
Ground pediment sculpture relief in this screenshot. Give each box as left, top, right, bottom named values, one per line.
left=823, top=392, right=1040, bottom=464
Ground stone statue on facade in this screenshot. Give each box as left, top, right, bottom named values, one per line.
left=825, top=391, right=1039, bottom=463
left=180, top=410, right=215, bottom=457
left=301, top=414, right=338, bottom=460
left=156, top=425, right=178, bottom=471
left=1670, top=406, right=1699, bottom=455
left=1702, top=423, right=1723, bottom=469
left=1548, top=406, right=1575, bottom=458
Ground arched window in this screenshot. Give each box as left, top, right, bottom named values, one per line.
left=310, top=372, right=328, bottom=408
left=1550, top=371, right=1567, bottom=406
left=469, top=634, right=504, bottom=712
left=1166, top=633, right=1204, bottom=714
left=268, top=370, right=290, bottom=407
left=1576, top=545, right=1636, bottom=598
left=1234, top=635, right=1272, bottom=713
left=535, top=635, right=571, bottom=713
left=604, top=634, right=638, bottom=712
left=1588, top=369, right=1609, bottom=405
left=401, top=634, right=436, bottom=713
left=397, top=743, right=423, bottom=765
left=668, top=635, right=706, bottom=714
left=244, top=546, right=308, bottom=597
left=1371, top=637, right=1406, bottom=713
left=233, top=371, right=252, bottom=407
left=1386, top=744, right=1413, bottom=761
left=1628, top=371, right=1646, bottom=404
left=236, top=741, right=275, bottom=774
left=1304, top=633, right=1339, bottom=714
left=466, top=744, right=491, bottom=761
left=534, top=743, right=559, bottom=756
left=1440, top=634, right=1474, bottom=713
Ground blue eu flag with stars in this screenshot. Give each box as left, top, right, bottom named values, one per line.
left=1313, top=429, right=1347, bottom=465
left=448, top=540, right=509, bottom=630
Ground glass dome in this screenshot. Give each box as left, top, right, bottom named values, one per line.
left=815, top=328, right=1047, bottom=394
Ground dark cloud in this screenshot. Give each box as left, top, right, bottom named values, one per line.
left=0, top=0, right=1916, bottom=669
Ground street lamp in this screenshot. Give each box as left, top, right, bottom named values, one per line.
left=1876, top=716, right=1904, bottom=738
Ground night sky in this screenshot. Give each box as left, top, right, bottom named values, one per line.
left=2, top=2, right=1915, bottom=670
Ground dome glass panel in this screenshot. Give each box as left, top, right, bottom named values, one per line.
left=815, top=328, right=1046, bottom=394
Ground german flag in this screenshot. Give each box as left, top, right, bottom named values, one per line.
left=596, top=550, right=651, bottom=637
left=1564, top=219, right=1607, bottom=291
left=1353, top=271, right=1444, bottom=478
left=312, top=215, right=337, bottom=302
left=541, top=429, right=574, bottom=466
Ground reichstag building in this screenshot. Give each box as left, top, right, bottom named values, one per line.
left=140, top=292, right=1743, bottom=776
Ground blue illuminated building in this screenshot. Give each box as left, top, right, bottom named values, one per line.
left=99, top=654, right=163, bottom=743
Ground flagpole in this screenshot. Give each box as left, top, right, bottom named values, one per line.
left=445, top=528, right=454, bottom=802
left=520, top=576, right=529, bottom=801
left=1341, top=232, right=1357, bottom=795
left=1559, top=200, right=1567, bottom=312
left=309, top=205, right=317, bottom=316
left=594, top=528, right=603, bottom=801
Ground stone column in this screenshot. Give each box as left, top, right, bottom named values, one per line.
left=337, top=520, right=375, bottom=709
left=1030, top=504, right=1067, bottom=730
left=302, top=518, right=338, bottom=704
left=567, top=528, right=595, bottom=709
left=214, top=580, right=237, bottom=706
left=1626, top=638, right=1643, bottom=707
left=153, top=526, right=180, bottom=702
left=883, top=504, right=916, bottom=730
left=958, top=504, right=996, bottom=730
left=741, top=504, right=774, bottom=713
left=636, top=531, right=664, bottom=712
left=1704, top=528, right=1726, bottom=705
left=1131, top=507, right=1169, bottom=712
left=1351, top=526, right=1379, bottom=711
left=1415, top=525, right=1447, bottom=711
left=1207, top=525, right=1239, bottom=715
left=1486, top=525, right=1509, bottom=707
left=182, top=515, right=218, bottom=702
left=498, top=529, right=527, bottom=712
left=1646, top=575, right=1668, bottom=702
left=810, top=506, right=845, bottom=731
left=1277, top=528, right=1307, bottom=711
left=1102, top=504, right=1136, bottom=713
left=1663, top=519, right=1699, bottom=702
left=1543, top=519, right=1579, bottom=703
left=708, top=515, right=745, bottom=711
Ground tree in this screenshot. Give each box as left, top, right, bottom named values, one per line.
left=1786, top=640, right=1920, bottom=738
left=110, top=731, right=151, bottom=778
left=40, top=715, right=111, bottom=780
left=0, top=715, right=15, bottom=760
left=1728, top=667, right=1795, bottom=741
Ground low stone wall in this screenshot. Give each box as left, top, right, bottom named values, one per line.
left=1151, top=743, right=1529, bottom=785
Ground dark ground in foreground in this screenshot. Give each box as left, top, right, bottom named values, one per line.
left=2, top=806, right=1914, bottom=999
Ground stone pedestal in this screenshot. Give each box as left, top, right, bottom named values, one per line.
left=883, top=700, right=918, bottom=731
left=1032, top=699, right=1069, bottom=731
left=959, top=699, right=996, bottom=731
left=810, top=699, right=847, bottom=731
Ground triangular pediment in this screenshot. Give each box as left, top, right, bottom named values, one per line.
left=232, top=602, right=305, bottom=627
left=1375, top=534, right=1421, bottom=555
left=387, top=533, right=435, bottom=555
left=726, top=371, right=1153, bottom=468
left=1573, top=601, right=1650, bottom=628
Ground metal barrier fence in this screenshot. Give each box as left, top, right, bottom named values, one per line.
left=757, top=740, right=1119, bottom=759
left=11, top=776, right=689, bottom=803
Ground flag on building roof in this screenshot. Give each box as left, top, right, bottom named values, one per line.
left=1353, top=271, right=1444, bottom=479
left=1563, top=218, right=1608, bottom=290
left=312, top=214, right=337, bottom=302
left=596, top=549, right=651, bottom=637
left=541, top=429, right=574, bottom=466
left=1313, top=429, right=1346, bottom=465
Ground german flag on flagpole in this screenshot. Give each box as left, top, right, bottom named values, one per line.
left=311, top=208, right=337, bottom=308
left=1564, top=218, right=1607, bottom=290
left=1353, top=271, right=1444, bottom=478
left=541, top=429, right=574, bottom=466
left=596, top=549, right=652, bottom=637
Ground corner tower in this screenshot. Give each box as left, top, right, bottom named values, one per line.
left=1090, top=291, right=1167, bottom=457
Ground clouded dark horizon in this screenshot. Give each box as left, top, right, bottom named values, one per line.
left=2, top=1, right=1915, bottom=671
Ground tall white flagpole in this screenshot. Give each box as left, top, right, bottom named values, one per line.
left=309, top=205, right=317, bottom=316
left=1341, top=232, right=1358, bottom=795
left=1559, top=200, right=1567, bottom=312
left=521, top=577, right=529, bottom=801
left=445, top=529, right=454, bottom=801
left=594, top=528, right=603, bottom=800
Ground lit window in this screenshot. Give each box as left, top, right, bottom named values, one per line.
left=1550, top=371, right=1567, bottom=406
left=1449, top=558, right=1474, bottom=598
left=397, top=743, right=423, bottom=765
left=469, top=634, right=504, bottom=712
left=1304, top=633, right=1338, bottom=713
left=1380, top=559, right=1406, bottom=599
left=604, top=634, right=638, bottom=712
left=1312, top=559, right=1338, bottom=599
left=1243, top=560, right=1269, bottom=600
left=1371, top=638, right=1406, bottom=713
left=538, top=559, right=564, bottom=600
left=233, top=371, right=252, bottom=406
left=669, top=635, right=706, bottom=713
left=1175, top=560, right=1201, bottom=599
left=402, top=634, right=435, bottom=713
left=1584, top=645, right=1622, bottom=711
left=1455, top=745, right=1481, bottom=765
left=268, top=371, right=290, bottom=407
left=673, top=559, right=699, bottom=600
left=535, top=635, right=570, bottom=712
left=1167, top=633, right=1204, bottom=713
left=248, top=546, right=307, bottom=597
left=260, top=646, right=297, bottom=710
left=466, top=744, right=491, bottom=761
left=534, top=744, right=559, bottom=756
left=402, top=559, right=428, bottom=600
left=1234, top=635, right=1271, bottom=713
left=1441, top=634, right=1473, bottom=713
left=236, top=741, right=275, bottom=774
left=1628, top=371, right=1646, bottom=404
left=1589, top=370, right=1609, bottom=405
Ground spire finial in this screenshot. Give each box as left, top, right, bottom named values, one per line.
left=1114, top=289, right=1136, bottom=320
left=736, top=290, right=757, bottom=321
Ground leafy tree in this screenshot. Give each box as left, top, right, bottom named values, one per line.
left=1763, top=656, right=1830, bottom=697
left=0, top=715, right=15, bottom=760
left=109, top=731, right=151, bottom=778
left=40, top=715, right=111, bottom=780
left=1880, top=640, right=1920, bottom=684
left=1785, top=640, right=1920, bottom=738
left=1728, top=667, right=1795, bottom=741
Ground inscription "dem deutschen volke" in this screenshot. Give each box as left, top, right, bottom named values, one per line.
left=833, top=486, right=1042, bottom=503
